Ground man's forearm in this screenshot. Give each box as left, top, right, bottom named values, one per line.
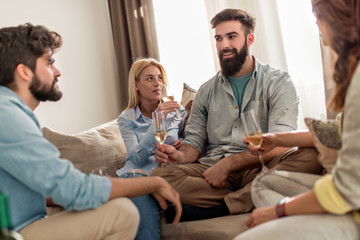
left=178, top=143, right=200, bottom=163
left=108, top=176, right=164, bottom=200
left=223, top=147, right=289, bottom=172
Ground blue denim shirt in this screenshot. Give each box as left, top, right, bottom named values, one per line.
left=184, top=57, right=300, bottom=166
left=0, top=86, right=111, bottom=231
left=116, top=105, right=186, bottom=176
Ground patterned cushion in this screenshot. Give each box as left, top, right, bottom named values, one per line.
left=304, top=116, right=342, bottom=172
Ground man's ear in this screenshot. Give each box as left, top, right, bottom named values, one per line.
left=15, top=64, right=33, bottom=83
left=247, top=34, right=254, bottom=46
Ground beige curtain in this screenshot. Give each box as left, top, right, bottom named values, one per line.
left=320, top=43, right=338, bottom=119
left=108, top=0, right=160, bottom=110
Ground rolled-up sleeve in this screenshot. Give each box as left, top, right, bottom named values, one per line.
left=266, top=71, right=299, bottom=133
left=314, top=175, right=352, bottom=214
left=183, top=84, right=208, bottom=153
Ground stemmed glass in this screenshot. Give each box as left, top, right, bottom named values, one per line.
left=160, top=84, right=181, bottom=117
left=91, top=150, right=109, bottom=176
left=241, top=109, right=269, bottom=175
left=91, top=166, right=109, bottom=176
left=152, top=110, right=168, bottom=167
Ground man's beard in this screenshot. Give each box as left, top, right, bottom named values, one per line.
left=29, top=75, right=63, bottom=102
left=219, top=40, right=248, bottom=77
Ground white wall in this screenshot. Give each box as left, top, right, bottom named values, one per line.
left=0, top=0, right=121, bottom=134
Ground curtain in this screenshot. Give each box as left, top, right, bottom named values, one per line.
left=320, top=43, right=338, bottom=119
left=107, top=0, right=159, bottom=110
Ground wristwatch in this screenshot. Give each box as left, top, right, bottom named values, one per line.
left=276, top=196, right=289, bottom=218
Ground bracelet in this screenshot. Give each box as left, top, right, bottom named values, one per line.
left=275, top=197, right=289, bottom=218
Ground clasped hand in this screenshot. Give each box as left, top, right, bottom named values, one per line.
left=157, top=100, right=180, bottom=117
left=155, top=142, right=181, bottom=165
left=243, top=133, right=277, bottom=155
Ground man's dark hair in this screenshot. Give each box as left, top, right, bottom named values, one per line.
left=0, top=23, right=62, bottom=89
left=210, top=9, right=256, bottom=36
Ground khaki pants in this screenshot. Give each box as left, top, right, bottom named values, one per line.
left=19, top=198, right=139, bottom=240
left=151, top=147, right=323, bottom=214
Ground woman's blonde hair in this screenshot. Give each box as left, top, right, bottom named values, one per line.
left=126, top=58, right=169, bottom=110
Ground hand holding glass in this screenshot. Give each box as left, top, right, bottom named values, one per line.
left=161, top=84, right=180, bottom=117
left=241, top=110, right=269, bottom=174
left=152, top=111, right=168, bottom=167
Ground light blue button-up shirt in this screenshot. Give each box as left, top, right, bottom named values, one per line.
left=116, top=105, right=186, bottom=176
left=184, top=57, right=300, bottom=166
left=0, top=86, right=111, bottom=231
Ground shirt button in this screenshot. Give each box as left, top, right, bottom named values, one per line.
left=234, top=125, right=237, bottom=128
left=235, top=106, right=238, bottom=109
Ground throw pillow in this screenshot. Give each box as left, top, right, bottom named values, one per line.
left=180, top=82, right=197, bottom=108
left=180, top=83, right=197, bottom=137
left=42, top=120, right=127, bottom=177
left=304, top=116, right=342, bottom=173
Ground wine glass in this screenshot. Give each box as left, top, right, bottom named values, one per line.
left=152, top=110, right=168, bottom=167
left=161, top=84, right=181, bottom=117
left=91, top=166, right=109, bottom=176
left=91, top=150, right=109, bottom=176
left=241, top=109, right=269, bottom=175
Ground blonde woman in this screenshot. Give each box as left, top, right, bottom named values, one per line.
left=116, top=58, right=186, bottom=240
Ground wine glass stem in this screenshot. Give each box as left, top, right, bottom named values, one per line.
left=258, top=152, right=269, bottom=173
left=157, top=142, right=167, bottom=167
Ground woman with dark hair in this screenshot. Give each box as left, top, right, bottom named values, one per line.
left=234, top=0, right=360, bottom=239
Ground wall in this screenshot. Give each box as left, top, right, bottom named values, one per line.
left=0, top=0, right=121, bottom=134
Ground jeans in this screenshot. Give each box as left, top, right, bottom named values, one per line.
left=119, top=171, right=160, bottom=240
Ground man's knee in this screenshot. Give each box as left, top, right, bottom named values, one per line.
left=105, top=198, right=140, bottom=237
left=274, top=147, right=323, bottom=174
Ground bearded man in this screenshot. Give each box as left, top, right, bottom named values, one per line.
left=151, top=8, right=324, bottom=221
left=0, top=23, right=182, bottom=240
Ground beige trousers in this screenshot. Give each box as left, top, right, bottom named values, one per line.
left=19, top=198, right=139, bottom=240
left=151, top=147, right=324, bottom=214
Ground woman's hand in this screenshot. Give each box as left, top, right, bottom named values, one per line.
left=157, top=101, right=180, bottom=117
left=244, top=133, right=277, bottom=156
left=246, top=206, right=278, bottom=228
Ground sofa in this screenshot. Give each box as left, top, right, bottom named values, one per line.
left=42, top=83, right=252, bottom=239
left=42, top=119, right=251, bottom=240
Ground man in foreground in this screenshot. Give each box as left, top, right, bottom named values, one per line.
left=0, top=23, right=181, bottom=240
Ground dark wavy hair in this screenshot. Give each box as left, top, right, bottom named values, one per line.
left=0, top=23, right=62, bottom=90
left=312, top=0, right=360, bottom=111
left=210, top=8, right=256, bottom=36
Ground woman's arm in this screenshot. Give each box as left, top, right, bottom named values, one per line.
left=246, top=189, right=326, bottom=228
left=245, top=130, right=314, bottom=155
left=118, top=115, right=157, bottom=167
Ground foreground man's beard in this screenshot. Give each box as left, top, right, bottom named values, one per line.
left=29, top=75, right=63, bottom=101
left=219, top=40, right=248, bottom=77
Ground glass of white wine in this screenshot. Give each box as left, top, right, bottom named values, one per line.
left=241, top=109, right=269, bottom=175
left=152, top=110, right=168, bottom=167
left=161, top=84, right=181, bottom=117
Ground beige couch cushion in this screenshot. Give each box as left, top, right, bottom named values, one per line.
left=43, top=120, right=127, bottom=177
left=161, top=214, right=250, bottom=240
